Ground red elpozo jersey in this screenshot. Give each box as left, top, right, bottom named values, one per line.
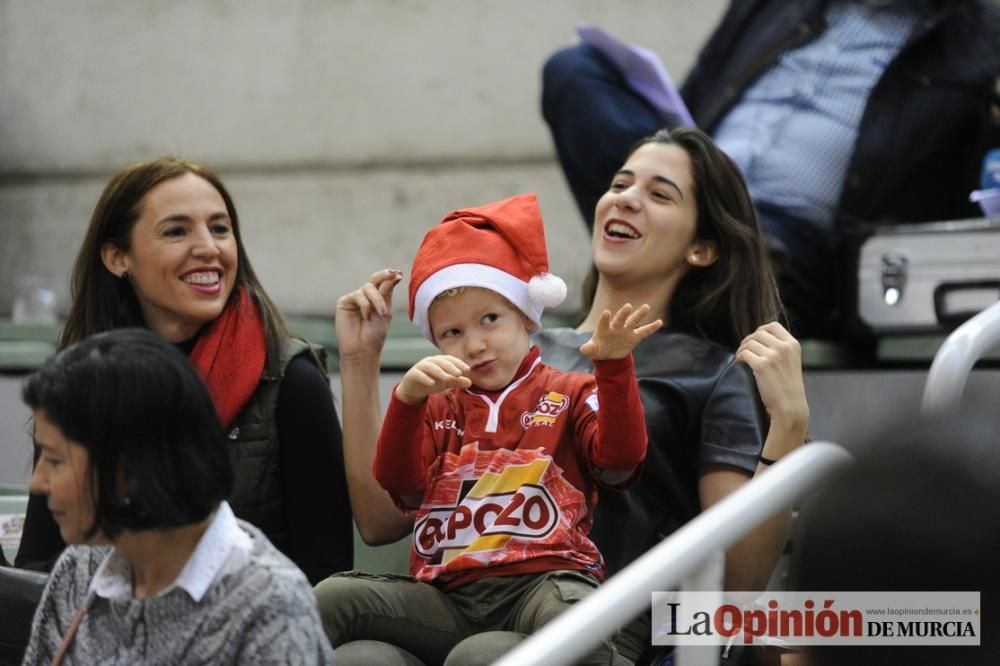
left=375, top=350, right=646, bottom=589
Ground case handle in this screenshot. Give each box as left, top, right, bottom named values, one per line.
left=933, top=281, right=1000, bottom=329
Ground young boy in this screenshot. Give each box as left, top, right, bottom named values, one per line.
left=318, top=193, right=660, bottom=664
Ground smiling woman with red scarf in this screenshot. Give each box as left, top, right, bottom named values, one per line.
left=14, top=157, right=354, bottom=587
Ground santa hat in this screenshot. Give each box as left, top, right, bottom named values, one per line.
left=409, top=192, right=567, bottom=342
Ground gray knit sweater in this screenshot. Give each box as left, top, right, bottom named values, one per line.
left=21, top=521, right=334, bottom=665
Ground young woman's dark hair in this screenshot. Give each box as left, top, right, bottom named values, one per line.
left=61, top=156, right=290, bottom=374
left=582, top=127, right=785, bottom=349
left=23, top=328, right=233, bottom=539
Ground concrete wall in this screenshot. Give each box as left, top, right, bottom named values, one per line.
left=0, top=0, right=726, bottom=318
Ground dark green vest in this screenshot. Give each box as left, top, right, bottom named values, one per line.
left=225, top=337, right=326, bottom=551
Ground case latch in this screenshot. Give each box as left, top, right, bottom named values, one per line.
left=881, top=252, right=909, bottom=306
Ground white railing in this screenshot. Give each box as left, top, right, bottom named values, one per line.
left=492, top=442, right=853, bottom=666
left=921, top=300, right=1000, bottom=416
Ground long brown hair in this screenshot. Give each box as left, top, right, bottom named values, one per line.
left=62, top=157, right=290, bottom=373
left=583, top=128, right=784, bottom=349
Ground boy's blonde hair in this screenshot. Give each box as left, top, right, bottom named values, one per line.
left=427, top=287, right=534, bottom=344
left=431, top=286, right=521, bottom=314
left=431, top=287, right=467, bottom=304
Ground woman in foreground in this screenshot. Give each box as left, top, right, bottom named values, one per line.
left=21, top=328, right=333, bottom=665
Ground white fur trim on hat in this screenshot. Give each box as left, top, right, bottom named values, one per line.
left=413, top=263, right=544, bottom=342
left=528, top=273, right=567, bottom=308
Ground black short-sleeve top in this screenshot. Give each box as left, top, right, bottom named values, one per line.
left=535, top=326, right=766, bottom=576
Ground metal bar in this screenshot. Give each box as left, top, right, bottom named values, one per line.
left=922, top=300, right=1000, bottom=415
left=675, top=551, right=724, bottom=666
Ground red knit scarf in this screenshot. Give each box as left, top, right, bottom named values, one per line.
left=189, top=286, right=267, bottom=428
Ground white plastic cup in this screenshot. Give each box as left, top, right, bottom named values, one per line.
left=969, top=188, right=1000, bottom=218
left=12, top=276, right=57, bottom=325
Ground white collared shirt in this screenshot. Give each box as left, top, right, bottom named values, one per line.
left=89, top=501, right=253, bottom=603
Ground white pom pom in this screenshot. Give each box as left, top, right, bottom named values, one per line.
left=528, top=272, right=567, bottom=308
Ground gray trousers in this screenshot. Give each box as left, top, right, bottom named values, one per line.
left=313, top=569, right=637, bottom=665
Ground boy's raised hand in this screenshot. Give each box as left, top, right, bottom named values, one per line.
left=579, top=303, right=663, bottom=360
left=396, top=355, right=472, bottom=405
left=336, top=269, right=403, bottom=360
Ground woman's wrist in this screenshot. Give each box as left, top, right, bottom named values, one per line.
left=338, top=350, right=383, bottom=372
left=769, top=409, right=809, bottom=441
left=757, top=416, right=809, bottom=468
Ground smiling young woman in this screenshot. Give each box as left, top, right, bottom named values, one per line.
left=15, top=157, right=355, bottom=588
left=581, top=129, right=778, bottom=349
left=532, top=128, right=808, bottom=662
left=98, top=171, right=240, bottom=342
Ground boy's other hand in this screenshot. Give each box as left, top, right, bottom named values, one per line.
left=580, top=303, right=663, bottom=360
left=396, top=355, right=472, bottom=405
